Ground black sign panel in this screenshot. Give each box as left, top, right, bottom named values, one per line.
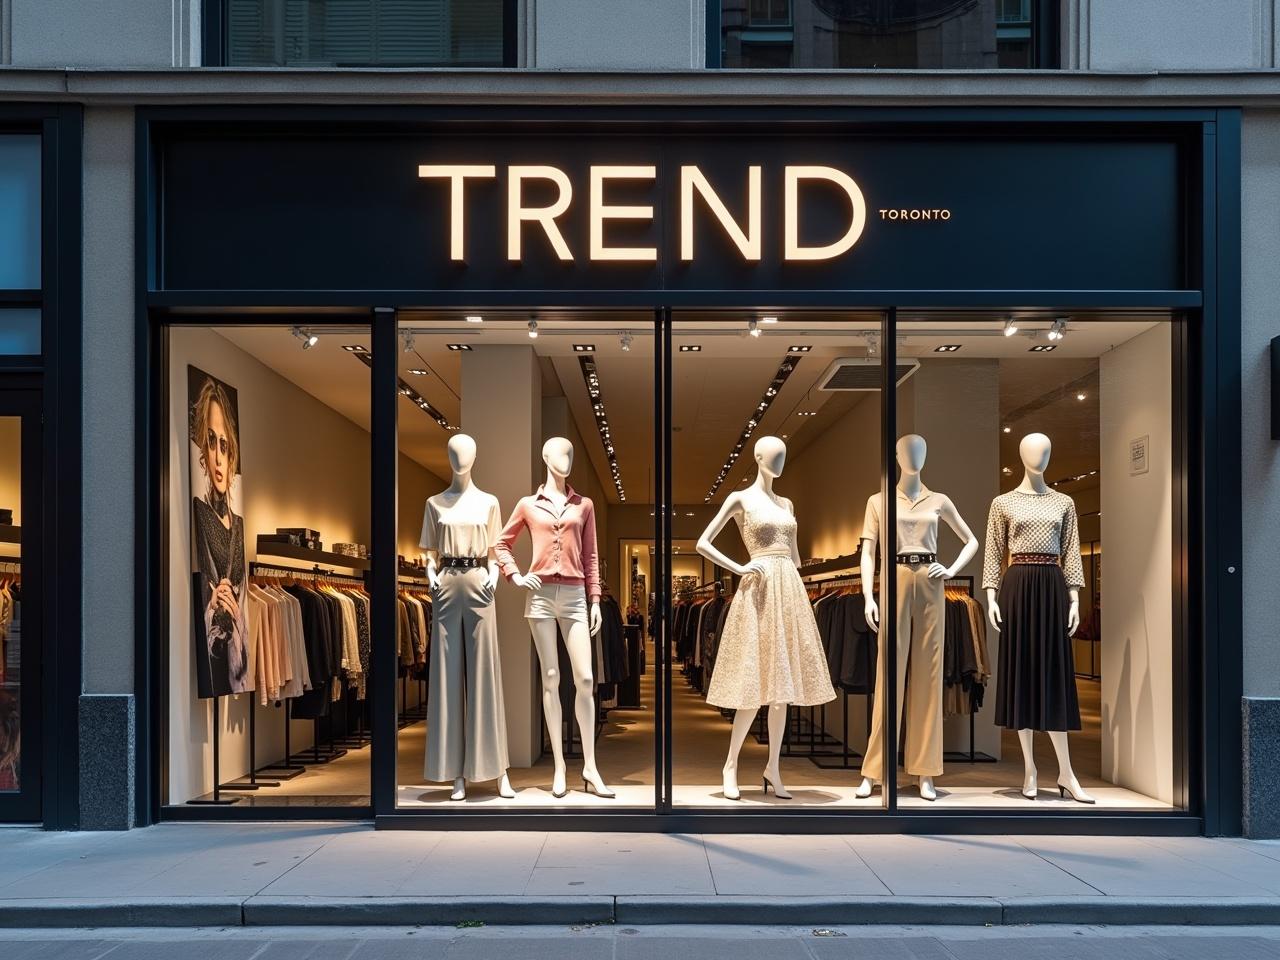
left=158, top=130, right=1185, bottom=294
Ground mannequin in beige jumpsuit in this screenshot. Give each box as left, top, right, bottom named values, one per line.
left=856, top=435, right=979, bottom=802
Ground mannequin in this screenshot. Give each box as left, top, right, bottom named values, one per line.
left=983, top=432, right=1093, bottom=804
left=855, top=435, right=979, bottom=802
left=495, top=437, right=611, bottom=799
left=421, top=434, right=515, bottom=801
left=696, top=436, right=835, bottom=801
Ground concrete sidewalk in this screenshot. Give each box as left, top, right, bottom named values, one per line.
left=3, top=824, right=1280, bottom=928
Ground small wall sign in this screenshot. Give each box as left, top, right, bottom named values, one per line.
left=1129, top=435, right=1150, bottom=476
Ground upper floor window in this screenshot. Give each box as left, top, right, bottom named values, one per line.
left=716, top=0, right=1058, bottom=69
left=218, top=0, right=508, bottom=67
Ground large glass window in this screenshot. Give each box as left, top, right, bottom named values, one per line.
left=225, top=0, right=506, bottom=67
left=719, top=0, right=1052, bottom=69
left=0, top=135, right=40, bottom=291
left=890, top=313, right=1178, bottom=811
left=670, top=311, right=888, bottom=810
left=0, top=417, right=21, bottom=796
left=394, top=311, right=656, bottom=811
left=164, top=321, right=372, bottom=808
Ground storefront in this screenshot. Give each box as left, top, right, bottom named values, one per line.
left=137, top=106, right=1242, bottom=834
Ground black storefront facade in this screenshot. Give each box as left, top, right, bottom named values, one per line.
left=130, top=105, right=1242, bottom=835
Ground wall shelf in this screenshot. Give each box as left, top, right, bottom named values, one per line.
left=254, top=536, right=369, bottom=571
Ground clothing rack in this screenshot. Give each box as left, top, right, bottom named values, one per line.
left=801, top=566, right=870, bottom=770
left=397, top=576, right=430, bottom=726
left=940, top=575, right=997, bottom=765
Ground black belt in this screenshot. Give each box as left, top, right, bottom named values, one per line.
left=440, top=556, right=483, bottom=568
left=896, top=553, right=936, bottom=565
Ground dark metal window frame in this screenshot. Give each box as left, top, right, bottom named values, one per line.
left=0, top=105, right=84, bottom=830
left=202, top=0, right=520, bottom=68
left=135, top=106, right=1239, bottom=836
left=708, top=0, right=1061, bottom=69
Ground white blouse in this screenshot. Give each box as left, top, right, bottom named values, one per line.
left=419, top=488, right=503, bottom=560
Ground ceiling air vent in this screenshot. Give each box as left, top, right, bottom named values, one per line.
left=815, top=357, right=920, bottom=391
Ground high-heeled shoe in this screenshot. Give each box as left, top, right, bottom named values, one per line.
left=551, top=768, right=568, bottom=799
left=582, top=774, right=616, bottom=798
left=1057, top=778, right=1096, bottom=804
left=1022, top=769, right=1038, bottom=800
left=762, top=770, right=792, bottom=800
left=723, top=770, right=741, bottom=801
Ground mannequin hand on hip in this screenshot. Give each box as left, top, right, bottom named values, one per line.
left=863, top=594, right=880, bottom=634
left=512, top=572, right=543, bottom=591
left=1067, top=598, right=1080, bottom=636
left=426, top=568, right=441, bottom=593
left=589, top=602, right=602, bottom=636
left=734, top=558, right=769, bottom=580
left=927, top=561, right=951, bottom=580
left=483, top=567, right=500, bottom=594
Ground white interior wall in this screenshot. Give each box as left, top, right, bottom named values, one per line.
left=1099, top=323, right=1174, bottom=804
left=167, top=328, right=441, bottom=804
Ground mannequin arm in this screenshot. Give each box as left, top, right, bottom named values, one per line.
left=424, top=549, right=441, bottom=590
left=1067, top=587, right=1080, bottom=636
left=860, top=536, right=879, bottom=633
left=695, top=494, right=754, bottom=578
left=484, top=547, right=500, bottom=592
left=784, top=497, right=802, bottom=568
left=589, top=602, right=602, bottom=636
left=931, top=498, right=979, bottom=579
left=986, top=586, right=1002, bottom=631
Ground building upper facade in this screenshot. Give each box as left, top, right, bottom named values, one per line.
left=3, top=0, right=1280, bottom=74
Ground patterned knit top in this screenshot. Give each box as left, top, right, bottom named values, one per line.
left=981, top=489, right=1085, bottom=591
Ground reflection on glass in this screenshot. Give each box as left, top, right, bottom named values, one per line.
left=227, top=0, right=505, bottom=67
left=394, top=312, right=655, bottom=809
left=0, top=136, right=40, bottom=290
left=0, top=309, right=41, bottom=356
left=892, top=314, right=1175, bottom=811
left=672, top=312, right=886, bottom=809
left=721, top=0, right=1042, bottom=69
left=0, top=417, right=19, bottom=792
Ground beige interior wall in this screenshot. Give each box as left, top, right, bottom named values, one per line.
left=1099, top=323, right=1173, bottom=803
left=0, top=415, right=20, bottom=530
left=167, top=327, right=443, bottom=804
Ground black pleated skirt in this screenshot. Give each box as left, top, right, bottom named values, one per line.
left=994, top=563, right=1081, bottom=732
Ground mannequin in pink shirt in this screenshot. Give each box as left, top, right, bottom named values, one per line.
left=495, top=437, right=613, bottom=800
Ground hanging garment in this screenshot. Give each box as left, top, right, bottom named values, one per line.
left=706, top=490, right=835, bottom=710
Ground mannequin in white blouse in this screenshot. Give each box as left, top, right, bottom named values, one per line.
left=855, top=434, right=979, bottom=802
left=424, top=434, right=515, bottom=800
left=987, top=433, right=1092, bottom=805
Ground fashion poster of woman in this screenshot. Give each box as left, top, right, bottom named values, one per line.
left=188, top=366, right=250, bottom=699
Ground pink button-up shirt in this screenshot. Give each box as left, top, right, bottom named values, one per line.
left=495, top=484, right=601, bottom=602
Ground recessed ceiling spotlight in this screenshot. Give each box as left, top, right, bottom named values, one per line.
left=465, top=314, right=483, bottom=323
left=573, top=344, right=596, bottom=353
left=528, top=319, right=538, bottom=339
left=1029, top=344, right=1057, bottom=353
left=1003, top=318, right=1019, bottom=338
left=934, top=344, right=962, bottom=353
left=798, top=411, right=816, bottom=417
left=761, top=316, right=779, bottom=324
left=1047, top=318, right=1067, bottom=341
left=1002, top=466, right=1013, bottom=475
left=679, top=344, right=702, bottom=353
left=1002, top=426, right=1012, bottom=434
left=685, top=511, right=695, bottom=517
left=1076, top=392, right=1087, bottom=401
left=789, top=345, right=812, bottom=353
left=341, top=344, right=367, bottom=353
left=291, top=326, right=319, bottom=350
left=446, top=343, right=473, bottom=351
left=748, top=319, right=760, bottom=338
left=408, top=368, right=429, bottom=376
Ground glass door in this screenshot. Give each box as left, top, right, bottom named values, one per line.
left=0, top=387, right=40, bottom=821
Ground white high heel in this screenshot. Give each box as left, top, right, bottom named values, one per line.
left=582, top=769, right=616, bottom=798
left=723, top=767, right=741, bottom=801
left=1057, top=777, right=1096, bottom=805
left=450, top=777, right=466, bottom=801
left=855, top=777, right=877, bottom=799
left=497, top=773, right=515, bottom=799
left=918, top=776, right=937, bottom=802
left=1022, top=767, right=1038, bottom=800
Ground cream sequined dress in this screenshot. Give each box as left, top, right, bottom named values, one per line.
left=706, top=490, right=836, bottom=710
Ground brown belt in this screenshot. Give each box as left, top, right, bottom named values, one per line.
left=1011, top=553, right=1060, bottom=566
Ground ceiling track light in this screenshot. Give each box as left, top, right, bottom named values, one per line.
left=1003, top=318, right=1020, bottom=338
left=748, top=319, right=760, bottom=338
left=761, top=316, right=779, bottom=324
left=291, top=326, right=319, bottom=351
left=1047, top=318, right=1067, bottom=341
left=705, top=352, right=802, bottom=501
left=679, top=344, right=702, bottom=352
left=345, top=349, right=459, bottom=433
left=401, top=331, right=415, bottom=353
left=620, top=331, right=633, bottom=352
left=528, top=319, right=538, bottom=339
left=578, top=356, right=626, bottom=502
left=465, top=314, right=483, bottom=324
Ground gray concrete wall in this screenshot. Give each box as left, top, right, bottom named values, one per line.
left=10, top=0, right=197, bottom=68
left=528, top=0, right=703, bottom=68
left=1069, top=0, right=1277, bottom=71
left=82, top=107, right=137, bottom=697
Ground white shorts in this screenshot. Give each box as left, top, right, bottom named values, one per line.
left=524, top=582, right=588, bottom=624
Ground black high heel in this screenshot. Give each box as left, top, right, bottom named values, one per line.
left=583, top=778, right=616, bottom=798
left=761, top=777, right=770, bottom=795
